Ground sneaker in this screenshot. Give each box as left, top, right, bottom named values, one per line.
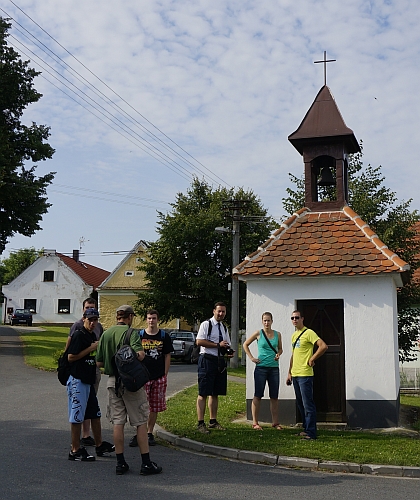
left=140, top=461, right=162, bottom=475
left=207, top=421, right=225, bottom=430
left=116, top=462, right=130, bottom=475
left=68, top=447, right=95, bottom=461
left=197, top=422, right=210, bottom=434
left=96, top=440, right=115, bottom=456
left=80, top=436, right=95, bottom=447
left=148, top=433, right=156, bottom=446
left=129, top=435, right=138, bottom=447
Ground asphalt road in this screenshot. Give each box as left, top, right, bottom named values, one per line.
left=0, top=325, right=419, bottom=500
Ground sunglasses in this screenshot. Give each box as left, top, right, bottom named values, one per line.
left=291, top=316, right=301, bottom=320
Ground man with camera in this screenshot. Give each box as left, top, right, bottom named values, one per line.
left=195, top=302, right=233, bottom=434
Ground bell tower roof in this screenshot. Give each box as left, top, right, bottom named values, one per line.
left=288, top=85, right=360, bottom=155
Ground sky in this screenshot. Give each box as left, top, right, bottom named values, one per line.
left=1, top=0, right=420, bottom=272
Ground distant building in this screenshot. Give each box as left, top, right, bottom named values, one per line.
left=97, top=241, right=184, bottom=331
left=2, top=249, right=109, bottom=325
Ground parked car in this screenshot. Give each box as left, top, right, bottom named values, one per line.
left=169, top=330, right=197, bottom=363
left=10, top=309, right=33, bottom=326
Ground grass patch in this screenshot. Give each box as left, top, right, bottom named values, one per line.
left=158, top=382, right=420, bottom=467
left=227, top=364, right=246, bottom=378
left=401, top=394, right=420, bottom=407
left=20, top=326, right=68, bottom=371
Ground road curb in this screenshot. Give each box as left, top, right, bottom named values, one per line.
left=155, top=427, right=420, bottom=478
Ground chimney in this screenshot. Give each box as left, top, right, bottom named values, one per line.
left=73, top=249, right=79, bottom=262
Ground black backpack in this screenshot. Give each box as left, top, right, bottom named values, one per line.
left=57, top=347, right=71, bottom=386
left=112, top=328, right=150, bottom=394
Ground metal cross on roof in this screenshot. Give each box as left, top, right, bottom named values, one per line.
left=314, top=51, right=336, bottom=86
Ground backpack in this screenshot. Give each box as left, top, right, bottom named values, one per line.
left=113, top=328, right=150, bottom=394
left=191, top=320, right=226, bottom=363
left=57, top=348, right=71, bottom=386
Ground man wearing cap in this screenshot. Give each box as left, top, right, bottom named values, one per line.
left=66, top=297, right=104, bottom=447
left=67, top=308, right=115, bottom=461
left=96, top=305, right=162, bottom=476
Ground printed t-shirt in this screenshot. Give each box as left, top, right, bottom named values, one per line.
left=139, top=329, right=173, bottom=380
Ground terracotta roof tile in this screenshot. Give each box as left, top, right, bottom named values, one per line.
left=234, top=206, right=410, bottom=279
left=57, top=254, right=110, bottom=289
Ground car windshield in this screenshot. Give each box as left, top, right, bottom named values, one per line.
left=15, top=309, right=30, bottom=314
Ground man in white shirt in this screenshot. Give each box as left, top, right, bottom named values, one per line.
left=195, top=302, right=233, bottom=434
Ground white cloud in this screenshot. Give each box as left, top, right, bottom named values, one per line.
left=2, top=0, right=420, bottom=270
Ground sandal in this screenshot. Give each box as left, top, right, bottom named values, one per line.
left=294, top=431, right=308, bottom=436
left=301, top=435, right=315, bottom=440
left=252, top=423, right=263, bottom=430
left=271, top=423, right=283, bottom=430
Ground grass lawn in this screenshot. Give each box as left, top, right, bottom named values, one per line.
left=159, top=383, right=420, bottom=467
left=19, top=326, right=68, bottom=371
left=17, top=328, right=420, bottom=467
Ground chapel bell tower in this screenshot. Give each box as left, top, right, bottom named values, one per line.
left=288, top=85, right=360, bottom=211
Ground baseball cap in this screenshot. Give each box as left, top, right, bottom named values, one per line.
left=116, top=304, right=136, bottom=315
left=84, top=308, right=99, bottom=319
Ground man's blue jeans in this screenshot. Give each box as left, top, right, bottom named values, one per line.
left=292, top=376, right=317, bottom=439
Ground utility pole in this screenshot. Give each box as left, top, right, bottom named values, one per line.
left=230, top=204, right=240, bottom=368
left=221, top=200, right=250, bottom=369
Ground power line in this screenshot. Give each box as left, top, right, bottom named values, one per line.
left=7, top=35, right=194, bottom=182
left=3, top=2, right=231, bottom=187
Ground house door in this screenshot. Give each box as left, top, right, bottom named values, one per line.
left=297, top=299, right=346, bottom=422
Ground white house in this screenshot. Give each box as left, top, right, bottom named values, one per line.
left=234, top=85, right=408, bottom=428
left=2, top=249, right=110, bottom=324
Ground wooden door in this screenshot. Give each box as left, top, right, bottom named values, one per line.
left=297, top=299, right=346, bottom=422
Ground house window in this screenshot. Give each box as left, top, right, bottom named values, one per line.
left=24, top=299, right=37, bottom=313
left=43, top=270, right=54, bottom=282
left=58, top=299, right=71, bottom=314
left=125, top=271, right=134, bottom=277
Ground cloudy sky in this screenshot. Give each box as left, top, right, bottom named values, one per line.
left=2, top=0, right=419, bottom=271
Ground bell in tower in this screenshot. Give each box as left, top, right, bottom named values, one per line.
left=288, top=85, right=359, bottom=211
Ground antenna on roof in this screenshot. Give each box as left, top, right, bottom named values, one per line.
left=79, top=236, right=89, bottom=250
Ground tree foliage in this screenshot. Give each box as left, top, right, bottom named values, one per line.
left=0, top=247, right=41, bottom=285
left=134, top=178, right=276, bottom=326
left=282, top=142, right=420, bottom=361
left=0, top=18, right=55, bottom=253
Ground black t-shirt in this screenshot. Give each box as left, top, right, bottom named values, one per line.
left=68, top=327, right=97, bottom=385
left=139, top=329, right=173, bottom=380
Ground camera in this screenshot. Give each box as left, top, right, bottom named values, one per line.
left=286, top=379, right=292, bottom=386
left=220, top=345, right=234, bottom=356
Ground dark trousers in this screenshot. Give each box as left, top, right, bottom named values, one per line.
left=293, top=376, right=317, bottom=439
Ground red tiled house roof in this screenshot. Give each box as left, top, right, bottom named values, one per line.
left=234, top=206, right=409, bottom=279
left=57, top=253, right=110, bottom=289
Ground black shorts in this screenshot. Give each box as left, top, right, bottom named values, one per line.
left=198, top=354, right=227, bottom=396
left=84, top=385, right=101, bottom=420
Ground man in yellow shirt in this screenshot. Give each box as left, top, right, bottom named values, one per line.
left=286, top=310, right=328, bottom=440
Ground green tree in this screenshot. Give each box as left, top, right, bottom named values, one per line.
left=0, top=18, right=55, bottom=254
left=282, top=143, right=420, bottom=361
left=134, top=178, right=276, bottom=326
left=0, top=247, right=41, bottom=284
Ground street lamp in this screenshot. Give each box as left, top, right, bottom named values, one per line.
left=215, top=221, right=240, bottom=369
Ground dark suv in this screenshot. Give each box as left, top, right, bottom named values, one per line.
left=10, top=309, right=33, bottom=326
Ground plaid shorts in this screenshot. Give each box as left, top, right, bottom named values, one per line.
left=144, top=375, right=167, bottom=413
